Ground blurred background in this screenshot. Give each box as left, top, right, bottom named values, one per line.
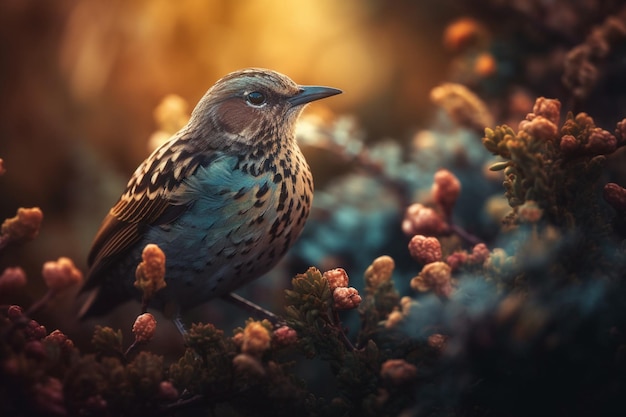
left=1, top=0, right=626, bottom=349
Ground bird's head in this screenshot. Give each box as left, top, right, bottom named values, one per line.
left=188, top=68, right=341, bottom=147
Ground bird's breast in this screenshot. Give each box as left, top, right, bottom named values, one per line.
left=149, top=148, right=313, bottom=305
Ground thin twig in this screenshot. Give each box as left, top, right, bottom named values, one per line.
left=449, top=223, right=483, bottom=246
left=26, top=289, right=56, bottom=316
left=124, top=339, right=141, bottom=357
left=157, top=394, right=205, bottom=415
left=222, top=293, right=286, bottom=327
left=331, top=308, right=360, bottom=352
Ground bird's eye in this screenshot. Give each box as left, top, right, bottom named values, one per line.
left=246, top=91, right=266, bottom=107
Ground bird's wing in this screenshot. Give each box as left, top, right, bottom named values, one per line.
left=85, top=197, right=184, bottom=272
left=83, top=140, right=218, bottom=291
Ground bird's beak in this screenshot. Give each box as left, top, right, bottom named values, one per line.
left=288, top=85, right=342, bottom=107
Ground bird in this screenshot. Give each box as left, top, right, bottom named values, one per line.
left=79, top=68, right=341, bottom=319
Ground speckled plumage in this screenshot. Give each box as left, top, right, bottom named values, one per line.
left=79, top=68, right=341, bottom=317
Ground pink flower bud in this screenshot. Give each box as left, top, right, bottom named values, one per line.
left=586, top=127, right=617, bottom=155
left=519, top=116, right=558, bottom=141
left=532, top=97, right=561, bottom=126
left=7, top=305, right=23, bottom=321
left=0, top=267, right=27, bottom=292
left=402, top=203, right=448, bottom=236
left=408, top=235, right=442, bottom=265
left=432, top=169, right=461, bottom=218
left=469, top=243, right=491, bottom=264
left=24, top=319, right=47, bottom=340
left=323, top=268, right=349, bottom=291
left=380, top=359, right=418, bottom=385
left=604, top=183, right=626, bottom=211
left=446, top=251, right=468, bottom=272
left=132, top=313, right=157, bottom=343
left=273, top=325, right=298, bottom=347
left=333, top=287, right=362, bottom=310
left=44, top=329, right=75, bottom=351
left=42, top=257, right=83, bottom=292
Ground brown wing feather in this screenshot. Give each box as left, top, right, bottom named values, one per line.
left=82, top=137, right=218, bottom=294
left=87, top=196, right=171, bottom=264
left=83, top=194, right=186, bottom=291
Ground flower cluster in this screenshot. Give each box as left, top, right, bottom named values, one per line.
left=401, top=169, right=469, bottom=245
left=483, top=97, right=626, bottom=231
left=0, top=207, right=43, bottom=250
left=401, top=167, right=494, bottom=298
left=446, top=242, right=491, bottom=272
left=42, top=257, right=83, bottom=293
left=322, top=267, right=362, bottom=310
left=284, top=267, right=364, bottom=357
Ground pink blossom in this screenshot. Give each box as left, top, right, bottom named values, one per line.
left=323, top=268, right=349, bottom=291
left=42, top=257, right=83, bottom=292
left=132, top=313, right=157, bottom=343
left=273, top=325, right=298, bottom=347
left=0, top=267, right=27, bottom=292
left=432, top=169, right=461, bottom=218
left=586, top=127, right=617, bottom=155
left=408, top=235, right=442, bottom=265
left=469, top=243, right=490, bottom=264
left=402, top=203, right=448, bottom=237
left=604, top=183, right=626, bottom=211
left=333, top=287, right=362, bottom=310
left=532, top=97, right=561, bottom=126
left=519, top=116, right=558, bottom=141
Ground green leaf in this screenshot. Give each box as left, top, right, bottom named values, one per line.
left=489, top=161, right=510, bottom=171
